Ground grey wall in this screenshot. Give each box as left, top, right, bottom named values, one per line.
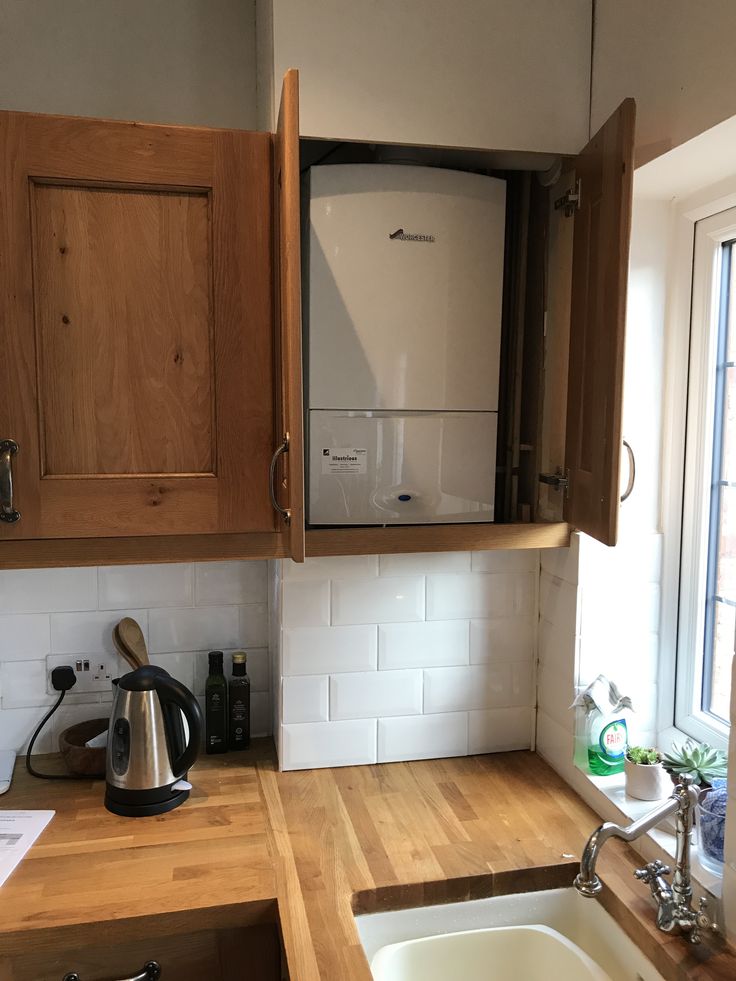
left=0, top=0, right=257, bottom=128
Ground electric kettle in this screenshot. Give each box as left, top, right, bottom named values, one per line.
left=105, top=665, right=203, bottom=817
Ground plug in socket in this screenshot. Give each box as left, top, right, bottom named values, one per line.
left=47, top=654, right=115, bottom=695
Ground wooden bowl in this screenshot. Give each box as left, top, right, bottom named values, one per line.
left=58, top=718, right=108, bottom=777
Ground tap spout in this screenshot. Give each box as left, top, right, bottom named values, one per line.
left=574, top=794, right=680, bottom=897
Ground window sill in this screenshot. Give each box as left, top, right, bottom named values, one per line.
left=579, top=766, right=723, bottom=899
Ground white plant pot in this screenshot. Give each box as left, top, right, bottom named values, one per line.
left=624, top=758, right=670, bottom=801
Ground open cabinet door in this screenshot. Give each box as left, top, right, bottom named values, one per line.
left=564, top=99, right=636, bottom=547
left=273, top=69, right=306, bottom=561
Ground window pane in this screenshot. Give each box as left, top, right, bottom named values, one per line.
left=702, top=241, right=736, bottom=723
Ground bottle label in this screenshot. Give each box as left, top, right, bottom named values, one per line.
left=598, top=719, right=627, bottom=760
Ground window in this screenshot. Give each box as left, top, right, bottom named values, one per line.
left=677, top=207, right=736, bottom=742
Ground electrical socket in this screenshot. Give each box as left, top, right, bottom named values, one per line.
left=46, top=654, right=116, bottom=695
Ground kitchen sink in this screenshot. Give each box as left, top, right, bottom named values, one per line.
left=356, top=887, right=666, bottom=981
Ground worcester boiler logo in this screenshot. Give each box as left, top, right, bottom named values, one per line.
left=389, top=227, right=436, bottom=242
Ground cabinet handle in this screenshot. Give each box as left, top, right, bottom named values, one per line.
left=269, top=434, right=291, bottom=525
left=620, top=440, right=635, bottom=503
left=0, top=439, right=20, bottom=523
left=62, top=960, right=161, bottom=981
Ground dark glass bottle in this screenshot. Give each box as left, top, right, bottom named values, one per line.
left=228, top=651, right=250, bottom=751
left=205, top=651, right=228, bottom=754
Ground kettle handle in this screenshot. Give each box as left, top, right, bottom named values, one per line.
left=154, top=675, right=203, bottom=777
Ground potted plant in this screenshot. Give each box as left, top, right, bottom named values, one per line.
left=625, top=745, right=669, bottom=800
left=662, top=739, right=729, bottom=874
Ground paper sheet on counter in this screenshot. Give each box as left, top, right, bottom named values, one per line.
left=0, top=810, right=54, bottom=887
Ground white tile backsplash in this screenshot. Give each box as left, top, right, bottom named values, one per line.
left=0, top=560, right=273, bottom=753
left=378, top=620, right=469, bottom=670
left=330, top=669, right=422, bottom=720
left=281, top=719, right=377, bottom=769
left=332, top=576, right=425, bottom=625
left=378, top=712, right=468, bottom=763
left=98, top=563, right=192, bottom=610
left=274, top=551, right=538, bottom=770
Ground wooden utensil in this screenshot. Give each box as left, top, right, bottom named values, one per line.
left=117, top=617, right=150, bottom=666
left=112, top=623, right=141, bottom=671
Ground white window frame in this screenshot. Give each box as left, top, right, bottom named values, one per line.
left=660, top=191, right=736, bottom=753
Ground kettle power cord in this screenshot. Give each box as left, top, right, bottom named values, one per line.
left=25, top=665, right=87, bottom=781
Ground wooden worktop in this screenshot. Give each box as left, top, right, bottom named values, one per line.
left=0, top=744, right=734, bottom=980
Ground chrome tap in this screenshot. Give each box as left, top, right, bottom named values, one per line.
left=574, top=777, right=718, bottom=945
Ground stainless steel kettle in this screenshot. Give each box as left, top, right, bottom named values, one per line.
left=105, top=665, right=203, bottom=817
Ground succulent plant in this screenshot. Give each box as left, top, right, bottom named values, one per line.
left=626, top=745, right=662, bottom=766
left=662, top=739, right=728, bottom=787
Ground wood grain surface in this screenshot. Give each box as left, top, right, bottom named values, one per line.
left=0, top=745, right=733, bottom=980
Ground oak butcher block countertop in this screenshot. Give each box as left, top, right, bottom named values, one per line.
left=0, top=743, right=734, bottom=980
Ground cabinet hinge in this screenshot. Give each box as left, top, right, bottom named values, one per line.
left=539, top=469, right=570, bottom=497
left=554, top=179, right=581, bottom=217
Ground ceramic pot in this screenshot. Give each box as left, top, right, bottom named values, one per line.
left=624, top=756, right=669, bottom=801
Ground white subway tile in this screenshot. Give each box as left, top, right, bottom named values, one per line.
left=1, top=660, right=56, bottom=709
left=282, top=675, right=329, bottom=724
left=471, top=550, right=539, bottom=574
left=468, top=707, right=534, bottom=754
left=281, top=719, right=376, bottom=770
left=282, top=555, right=378, bottom=581
left=330, top=669, right=422, bottom=720
left=541, top=533, right=581, bottom=585
left=239, top=603, right=269, bottom=647
left=539, top=572, right=580, bottom=636
left=148, top=606, right=239, bottom=654
left=0, top=567, right=97, bottom=614
left=378, top=620, right=469, bottom=670
left=282, top=580, right=330, bottom=627
left=424, top=662, right=533, bottom=714
left=469, top=617, right=535, bottom=663
left=148, top=652, right=195, bottom=691
left=0, top=614, right=50, bottom=661
left=98, top=563, right=192, bottom=610
left=379, top=552, right=471, bottom=576
left=427, top=573, right=535, bottom=620
left=195, top=561, right=267, bottom=606
left=536, top=709, right=575, bottom=776
left=0, top=705, right=55, bottom=754
left=50, top=609, right=149, bottom=656
left=251, top=691, right=272, bottom=736
left=332, top=576, right=424, bottom=625
left=283, top=625, right=377, bottom=676
left=378, top=713, right=468, bottom=763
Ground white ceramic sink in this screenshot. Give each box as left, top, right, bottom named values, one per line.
left=370, top=923, right=609, bottom=981
left=356, top=887, right=666, bottom=981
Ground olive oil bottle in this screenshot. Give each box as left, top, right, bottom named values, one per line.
left=228, top=651, right=251, bottom=751
left=205, top=650, right=228, bottom=754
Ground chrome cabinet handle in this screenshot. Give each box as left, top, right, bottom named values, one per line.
left=63, top=960, right=161, bottom=981
left=0, top=439, right=20, bottom=523
left=269, top=434, right=291, bottom=525
left=620, top=440, right=635, bottom=503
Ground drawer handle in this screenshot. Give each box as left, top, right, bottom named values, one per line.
left=0, top=439, right=20, bottom=523
left=62, top=960, right=161, bottom=981
left=269, top=433, right=291, bottom=525
left=620, top=439, right=636, bottom=503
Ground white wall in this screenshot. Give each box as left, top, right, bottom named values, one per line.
left=273, top=552, right=538, bottom=770
left=592, top=0, right=736, bottom=165
left=260, top=0, right=592, bottom=152
left=0, top=0, right=258, bottom=128
left=0, top=562, right=272, bottom=754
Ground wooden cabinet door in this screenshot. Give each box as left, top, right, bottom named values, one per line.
left=0, top=111, right=275, bottom=540
left=273, top=70, right=306, bottom=562
left=564, top=99, right=636, bottom=546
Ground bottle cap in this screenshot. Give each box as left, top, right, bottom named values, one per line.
left=208, top=650, right=224, bottom=669
left=232, top=651, right=247, bottom=664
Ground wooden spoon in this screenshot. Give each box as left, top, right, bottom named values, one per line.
left=112, top=623, right=141, bottom=671
left=117, top=617, right=150, bottom=666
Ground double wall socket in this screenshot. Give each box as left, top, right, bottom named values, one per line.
left=46, top=654, right=116, bottom=695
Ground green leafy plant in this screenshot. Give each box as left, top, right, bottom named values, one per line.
left=626, top=745, right=662, bottom=766
left=662, top=739, right=728, bottom=787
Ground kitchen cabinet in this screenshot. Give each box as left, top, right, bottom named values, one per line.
left=286, top=79, right=636, bottom=552
left=0, top=77, right=303, bottom=567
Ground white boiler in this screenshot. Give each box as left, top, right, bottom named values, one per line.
left=306, top=163, right=506, bottom=525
